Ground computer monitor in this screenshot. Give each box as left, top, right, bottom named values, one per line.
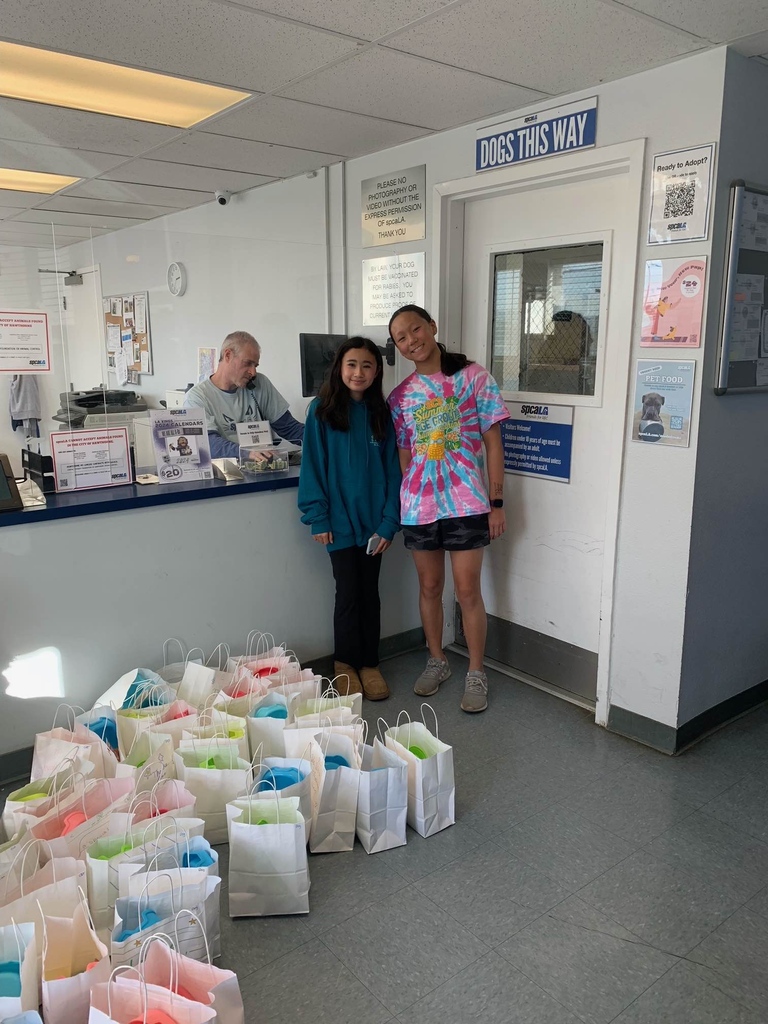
left=299, top=333, right=346, bottom=398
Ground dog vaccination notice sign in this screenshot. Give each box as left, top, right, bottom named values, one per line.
left=632, top=360, right=695, bottom=447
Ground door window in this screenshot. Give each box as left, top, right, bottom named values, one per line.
left=491, top=242, right=603, bottom=396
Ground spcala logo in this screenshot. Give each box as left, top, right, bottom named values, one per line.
left=521, top=404, right=548, bottom=416
left=28, top=359, right=46, bottom=365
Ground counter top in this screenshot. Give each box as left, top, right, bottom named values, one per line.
left=0, top=466, right=301, bottom=528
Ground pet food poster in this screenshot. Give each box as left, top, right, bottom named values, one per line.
left=631, top=360, right=695, bottom=448
left=149, top=408, right=212, bottom=483
left=641, top=258, right=706, bottom=347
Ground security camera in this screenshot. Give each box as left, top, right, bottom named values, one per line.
left=215, top=190, right=232, bottom=206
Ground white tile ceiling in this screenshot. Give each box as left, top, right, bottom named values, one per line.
left=0, top=0, right=766, bottom=247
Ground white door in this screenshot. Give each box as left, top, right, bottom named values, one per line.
left=457, top=165, right=636, bottom=703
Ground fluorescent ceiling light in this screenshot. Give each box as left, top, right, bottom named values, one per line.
left=0, top=41, right=251, bottom=128
left=0, top=167, right=79, bottom=193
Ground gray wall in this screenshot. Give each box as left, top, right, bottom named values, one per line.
left=679, top=50, right=768, bottom=725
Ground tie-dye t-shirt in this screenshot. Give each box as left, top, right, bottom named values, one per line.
left=387, top=363, right=509, bottom=526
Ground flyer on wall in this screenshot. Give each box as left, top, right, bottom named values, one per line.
left=648, top=144, right=715, bottom=245
left=0, top=310, right=51, bottom=373
left=641, top=257, right=707, bottom=347
left=631, top=360, right=695, bottom=447
left=50, top=427, right=132, bottom=491
left=150, top=408, right=212, bottom=483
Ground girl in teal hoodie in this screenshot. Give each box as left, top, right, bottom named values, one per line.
left=298, top=337, right=401, bottom=700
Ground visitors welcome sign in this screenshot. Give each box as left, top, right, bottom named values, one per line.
left=476, top=98, right=597, bottom=172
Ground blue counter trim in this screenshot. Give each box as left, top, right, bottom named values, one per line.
left=1, top=467, right=301, bottom=528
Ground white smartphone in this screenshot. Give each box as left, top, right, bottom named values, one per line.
left=366, top=534, right=381, bottom=555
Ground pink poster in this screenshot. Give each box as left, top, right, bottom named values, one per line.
left=641, top=257, right=707, bottom=347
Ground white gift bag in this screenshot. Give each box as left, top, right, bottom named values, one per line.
left=0, top=921, right=37, bottom=1018
left=31, top=707, right=117, bottom=781
left=90, top=972, right=215, bottom=1024
left=28, top=778, right=136, bottom=859
left=3, top=758, right=94, bottom=840
left=226, top=796, right=309, bottom=917
left=309, top=731, right=361, bottom=854
left=124, top=867, right=221, bottom=961
left=176, top=660, right=217, bottom=710
left=138, top=925, right=243, bottom=1024
left=245, top=694, right=289, bottom=760
left=111, top=869, right=219, bottom=969
left=114, top=733, right=175, bottom=792
left=357, top=736, right=408, bottom=854
left=41, top=891, right=111, bottom=1024
left=384, top=704, right=455, bottom=838
left=173, top=744, right=253, bottom=844
left=250, top=757, right=312, bottom=844
left=156, top=638, right=203, bottom=687
left=182, top=719, right=249, bottom=762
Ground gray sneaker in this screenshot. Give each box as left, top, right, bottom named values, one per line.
left=414, top=657, right=451, bottom=696
left=461, top=671, right=488, bottom=713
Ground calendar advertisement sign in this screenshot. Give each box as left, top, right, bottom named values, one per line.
left=648, top=144, right=715, bottom=245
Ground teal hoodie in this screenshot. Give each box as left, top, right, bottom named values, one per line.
left=298, top=397, right=401, bottom=551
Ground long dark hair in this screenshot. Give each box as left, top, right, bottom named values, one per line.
left=388, top=304, right=473, bottom=377
left=316, top=336, right=390, bottom=442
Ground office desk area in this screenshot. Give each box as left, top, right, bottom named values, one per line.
left=0, top=466, right=301, bottom=528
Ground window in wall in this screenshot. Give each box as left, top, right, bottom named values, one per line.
left=490, top=242, right=603, bottom=396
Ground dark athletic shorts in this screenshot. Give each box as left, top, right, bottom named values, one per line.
left=402, top=513, right=490, bottom=551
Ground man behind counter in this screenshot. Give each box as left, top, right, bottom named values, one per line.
left=184, top=330, right=304, bottom=461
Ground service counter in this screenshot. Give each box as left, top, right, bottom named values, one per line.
left=0, top=471, right=421, bottom=756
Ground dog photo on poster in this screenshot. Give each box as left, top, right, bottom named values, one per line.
left=631, top=359, right=695, bottom=447
left=641, top=257, right=707, bottom=347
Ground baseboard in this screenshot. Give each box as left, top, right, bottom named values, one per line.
left=608, top=678, right=768, bottom=754
left=0, top=746, right=33, bottom=787
left=379, top=627, right=425, bottom=661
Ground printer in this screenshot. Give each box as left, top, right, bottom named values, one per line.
left=53, top=389, right=148, bottom=428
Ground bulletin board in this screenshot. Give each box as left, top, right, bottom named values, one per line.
left=103, top=291, right=153, bottom=380
left=715, top=181, right=768, bottom=393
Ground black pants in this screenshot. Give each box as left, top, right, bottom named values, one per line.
left=329, top=545, right=382, bottom=670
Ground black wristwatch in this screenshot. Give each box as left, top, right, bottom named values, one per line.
left=491, top=499, right=504, bottom=509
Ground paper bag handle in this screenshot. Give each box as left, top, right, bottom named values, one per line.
left=162, top=638, right=186, bottom=667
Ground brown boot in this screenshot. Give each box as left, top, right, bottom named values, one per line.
left=333, top=661, right=363, bottom=696
left=360, top=666, right=390, bottom=701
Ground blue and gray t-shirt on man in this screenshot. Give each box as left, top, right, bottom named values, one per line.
left=184, top=376, right=304, bottom=459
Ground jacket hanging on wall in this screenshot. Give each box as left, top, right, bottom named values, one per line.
left=9, top=374, right=41, bottom=436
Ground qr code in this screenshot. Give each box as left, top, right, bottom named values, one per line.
left=663, top=182, right=695, bottom=219
left=60, top=477, right=69, bottom=487
left=670, top=416, right=683, bottom=430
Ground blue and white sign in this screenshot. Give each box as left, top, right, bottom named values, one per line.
left=502, top=402, right=573, bottom=482
left=476, top=98, right=597, bottom=173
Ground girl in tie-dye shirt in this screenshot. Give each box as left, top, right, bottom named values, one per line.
left=387, top=304, right=509, bottom=715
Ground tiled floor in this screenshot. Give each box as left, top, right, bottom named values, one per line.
left=217, top=648, right=768, bottom=1024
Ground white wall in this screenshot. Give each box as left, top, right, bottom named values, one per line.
left=679, top=51, right=768, bottom=725
left=64, top=173, right=332, bottom=420
left=0, top=490, right=419, bottom=751
left=339, top=48, right=727, bottom=728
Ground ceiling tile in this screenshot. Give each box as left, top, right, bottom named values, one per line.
left=280, top=47, right=547, bottom=130
left=0, top=139, right=127, bottom=177
left=63, top=179, right=211, bottom=209
left=101, top=159, right=274, bottom=193
left=205, top=95, right=430, bottom=156
left=13, top=209, right=143, bottom=230
left=616, top=0, right=768, bottom=44
left=0, top=0, right=359, bottom=93
left=231, top=0, right=456, bottom=40
left=146, top=133, right=341, bottom=176
left=731, top=29, right=768, bottom=55
left=0, top=205, right=28, bottom=219
left=0, top=98, right=183, bottom=156
left=0, top=189, right=50, bottom=205
left=37, top=196, right=178, bottom=220
left=384, top=0, right=704, bottom=95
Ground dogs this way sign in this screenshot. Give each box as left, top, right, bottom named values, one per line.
left=632, top=360, right=695, bottom=447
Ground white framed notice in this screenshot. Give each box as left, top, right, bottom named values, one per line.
left=362, top=252, right=425, bottom=327
left=361, top=165, right=426, bottom=248
left=0, top=310, right=51, bottom=373
left=648, top=144, right=715, bottom=245
left=150, top=408, right=213, bottom=483
left=51, top=427, right=132, bottom=491
left=236, top=420, right=272, bottom=446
